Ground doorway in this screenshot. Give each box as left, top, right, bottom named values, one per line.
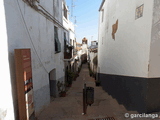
left=49, top=69, right=57, bottom=98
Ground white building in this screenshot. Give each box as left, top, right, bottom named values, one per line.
left=0, top=1, right=15, bottom=119
left=62, top=0, right=76, bottom=47
left=98, top=0, right=160, bottom=113
left=76, top=43, right=83, bottom=70
left=81, top=37, right=88, bottom=55
left=75, top=38, right=88, bottom=71
left=88, top=41, right=98, bottom=76
left=63, top=0, right=78, bottom=73
left=81, top=37, right=88, bottom=63
left=1, top=0, right=67, bottom=119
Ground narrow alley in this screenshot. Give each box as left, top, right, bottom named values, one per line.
left=2, top=0, right=160, bottom=120
left=37, top=63, right=137, bottom=120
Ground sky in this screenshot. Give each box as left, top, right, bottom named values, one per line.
left=65, top=0, right=102, bottom=44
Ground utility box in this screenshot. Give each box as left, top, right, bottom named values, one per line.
left=86, top=87, right=94, bottom=106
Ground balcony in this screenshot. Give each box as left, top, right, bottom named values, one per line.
left=64, top=45, right=73, bottom=59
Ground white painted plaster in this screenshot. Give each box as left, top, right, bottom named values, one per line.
left=0, top=1, right=15, bottom=119
left=89, top=52, right=97, bottom=73
left=149, top=0, right=160, bottom=78
left=98, top=0, right=154, bottom=77
left=4, top=0, right=65, bottom=116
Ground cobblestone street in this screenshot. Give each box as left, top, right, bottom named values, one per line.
left=37, top=64, right=139, bottom=120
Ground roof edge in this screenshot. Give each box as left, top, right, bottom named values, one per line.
left=99, top=0, right=105, bottom=11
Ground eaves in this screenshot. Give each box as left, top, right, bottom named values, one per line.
left=99, top=0, right=105, bottom=11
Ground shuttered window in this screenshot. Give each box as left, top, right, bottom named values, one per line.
left=54, top=26, right=61, bottom=53
left=63, top=4, right=68, bottom=19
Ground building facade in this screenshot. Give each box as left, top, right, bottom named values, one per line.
left=62, top=0, right=79, bottom=84
left=81, top=37, right=88, bottom=63
left=98, top=0, right=160, bottom=113
left=88, top=41, right=98, bottom=77
left=76, top=42, right=83, bottom=70
left=0, top=1, right=15, bottom=119
left=1, top=0, right=69, bottom=119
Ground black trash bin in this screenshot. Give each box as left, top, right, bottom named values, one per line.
left=86, top=87, right=94, bottom=106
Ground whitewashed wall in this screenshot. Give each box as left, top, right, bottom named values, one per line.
left=69, top=22, right=75, bottom=44
left=89, top=52, right=97, bottom=73
left=98, top=0, right=154, bottom=78
left=4, top=0, right=64, bottom=118
left=149, top=0, right=160, bottom=78
left=77, top=50, right=82, bottom=67
left=81, top=44, right=88, bottom=55
left=0, top=1, right=15, bottom=119
left=62, top=3, right=76, bottom=45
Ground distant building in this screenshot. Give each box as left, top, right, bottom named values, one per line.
left=91, top=41, right=98, bottom=46
left=82, top=37, right=88, bottom=44
left=81, top=37, right=88, bottom=63
left=74, top=37, right=89, bottom=69
left=98, top=0, right=160, bottom=113
left=76, top=42, right=83, bottom=69
left=62, top=0, right=78, bottom=83
left=88, top=41, right=98, bottom=77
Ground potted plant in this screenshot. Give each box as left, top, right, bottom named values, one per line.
left=57, top=81, right=67, bottom=97
left=92, top=73, right=95, bottom=78
left=67, top=79, right=72, bottom=87
left=95, top=80, right=100, bottom=86
left=67, top=84, right=72, bottom=87
left=68, top=70, right=74, bottom=83
left=59, top=90, right=66, bottom=97
left=89, top=70, right=93, bottom=77
left=75, top=73, right=79, bottom=79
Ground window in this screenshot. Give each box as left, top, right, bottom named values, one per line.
left=70, top=39, right=72, bottom=45
left=102, top=37, right=103, bottom=45
left=63, top=4, right=68, bottom=19
left=101, top=9, right=104, bottom=22
left=54, top=26, right=61, bottom=53
left=64, top=32, right=67, bottom=49
left=64, top=32, right=67, bottom=43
